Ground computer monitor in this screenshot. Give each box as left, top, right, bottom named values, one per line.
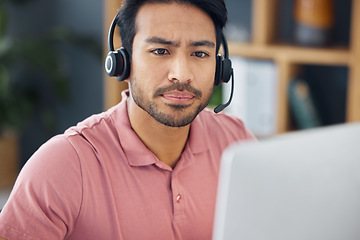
left=213, top=123, right=360, bottom=240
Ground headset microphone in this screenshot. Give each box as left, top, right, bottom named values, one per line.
left=213, top=33, right=234, bottom=114
left=214, top=70, right=234, bottom=113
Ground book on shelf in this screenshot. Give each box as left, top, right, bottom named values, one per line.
left=288, top=77, right=322, bottom=129
left=223, top=57, right=278, bottom=137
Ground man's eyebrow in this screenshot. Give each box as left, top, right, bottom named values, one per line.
left=145, top=37, right=180, bottom=46
left=190, top=40, right=215, bottom=48
left=145, top=37, right=215, bottom=48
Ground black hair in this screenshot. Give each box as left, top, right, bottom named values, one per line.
left=117, top=0, right=228, bottom=56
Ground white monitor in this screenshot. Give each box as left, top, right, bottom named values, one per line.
left=213, top=123, right=360, bottom=240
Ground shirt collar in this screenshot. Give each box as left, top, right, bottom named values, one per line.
left=112, top=90, right=209, bottom=167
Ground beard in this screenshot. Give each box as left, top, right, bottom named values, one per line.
left=129, top=77, right=213, bottom=127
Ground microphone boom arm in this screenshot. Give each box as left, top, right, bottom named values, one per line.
left=214, top=70, right=234, bottom=114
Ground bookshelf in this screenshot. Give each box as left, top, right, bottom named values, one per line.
left=229, top=0, right=360, bottom=133
left=104, top=0, right=360, bottom=134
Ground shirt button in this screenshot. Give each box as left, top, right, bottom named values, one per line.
left=176, top=194, right=182, bottom=203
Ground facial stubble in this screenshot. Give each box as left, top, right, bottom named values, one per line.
left=129, top=77, right=213, bottom=127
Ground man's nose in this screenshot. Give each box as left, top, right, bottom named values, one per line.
left=167, top=55, right=193, bottom=84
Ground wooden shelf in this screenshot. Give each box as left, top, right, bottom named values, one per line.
left=229, top=43, right=351, bottom=66
left=228, top=41, right=354, bottom=133
left=347, top=0, right=360, bottom=122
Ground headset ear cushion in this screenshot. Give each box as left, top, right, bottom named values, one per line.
left=221, top=58, right=232, bottom=84
left=104, top=48, right=131, bottom=81
left=115, top=48, right=130, bottom=81
left=214, top=55, right=223, bottom=86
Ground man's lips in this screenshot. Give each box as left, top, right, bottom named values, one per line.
left=154, top=83, right=202, bottom=100
left=161, top=91, right=195, bottom=103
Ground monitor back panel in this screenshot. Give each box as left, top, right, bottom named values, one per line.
left=213, top=123, right=360, bottom=240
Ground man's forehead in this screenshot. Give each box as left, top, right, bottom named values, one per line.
left=134, top=2, right=216, bottom=46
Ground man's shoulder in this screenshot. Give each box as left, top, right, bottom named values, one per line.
left=48, top=103, right=125, bottom=157
left=66, top=109, right=114, bottom=135
left=65, top=102, right=125, bottom=139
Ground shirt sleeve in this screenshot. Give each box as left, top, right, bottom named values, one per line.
left=0, top=135, right=83, bottom=240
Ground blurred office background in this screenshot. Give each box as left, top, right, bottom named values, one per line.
left=222, top=0, right=352, bottom=137
left=2, top=0, right=104, bottom=168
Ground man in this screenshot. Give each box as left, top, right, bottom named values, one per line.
left=0, top=0, right=255, bottom=239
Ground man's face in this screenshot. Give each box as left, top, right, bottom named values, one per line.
left=128, top=2, right=217, bottom=127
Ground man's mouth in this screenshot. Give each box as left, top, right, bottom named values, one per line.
left=154, top=82, right=202, bottom=100
left=161, top=91, right=195, bottom=104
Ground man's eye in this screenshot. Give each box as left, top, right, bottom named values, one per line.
left=192, top=51, right=209, bottom=58
left=151, top=49, right=169, bottom=55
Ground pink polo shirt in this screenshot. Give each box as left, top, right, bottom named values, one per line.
left=0, top=90, right=255, bottom=240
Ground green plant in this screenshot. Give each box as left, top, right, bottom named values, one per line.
left=0, top=0, right=101, bottom=134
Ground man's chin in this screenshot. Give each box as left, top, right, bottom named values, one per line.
left=165, top=103, right=192, bottom=110
left=153, top=104, right=206, bottom=128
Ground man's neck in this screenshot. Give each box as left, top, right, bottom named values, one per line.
left=127, top=98, right=190, bottom=169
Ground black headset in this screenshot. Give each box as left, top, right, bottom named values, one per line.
left=104, top=14, right=131, bottom=82
left=105, top=13, right=234, bottom=113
